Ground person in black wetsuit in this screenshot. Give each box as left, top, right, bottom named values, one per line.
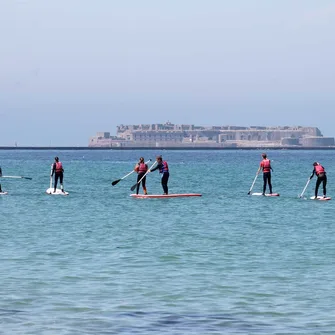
left=134, top=157, right=148, bottom=195
left=149, top=155, right=170, bottom=195
left=310, top=161, right=327, bottom=199
left=51, top=156, right=65, bottom=193
left=256, top=153, right=273, bottom=195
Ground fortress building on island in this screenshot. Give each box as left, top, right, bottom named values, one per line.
left=89, top=122, right=335, bottom=148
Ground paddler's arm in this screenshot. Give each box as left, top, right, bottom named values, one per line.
left=150, top=162, right=162, bottom=172
left=0, top=167, right=2, bottom=177
left=309, top=169, right=315, bottom=179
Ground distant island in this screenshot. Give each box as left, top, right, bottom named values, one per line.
left=89, top=122, right=335, bottom=148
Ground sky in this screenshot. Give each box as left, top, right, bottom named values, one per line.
left=1, top=0, right=335, bottom=146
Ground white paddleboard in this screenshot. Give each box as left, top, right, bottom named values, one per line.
left=46, top=188, right=69, bottom=196
left=252, top=193, right=280, bottom=197
left=0, top=191, right=8, bottom=195
left=310, top=196, right=331, bottom=201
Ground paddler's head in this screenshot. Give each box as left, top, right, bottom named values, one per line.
left=261, top=153, right=267, bottom=159
left=139, top=157, right=144, bottom=163
left=55, top=156, right=59, bottom=162
left=313, top=162, right=318, bottom=166
left=156, top=155, right=162, bottom=162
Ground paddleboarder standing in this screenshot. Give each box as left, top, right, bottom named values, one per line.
left=149, top=155, right=170, bottom=195
left=257, top=153, right=273, bottom=195
left=310, top=162, right=327, bottom=199
left=51, top=157, right=65, bottom=193
left=134, top=157, right=148, bottom=195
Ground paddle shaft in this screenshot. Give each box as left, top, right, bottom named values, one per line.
left=50, top=165, right=53, bottom=189
left=112, top=159, right=151, bottom=185
left=130, top=161, right=157, bottom=191
left=300, top=178, right=311, bottom=198
left=248, top=174, right=258, bottom=194
left=1, top=176, right=32, bottom=180
left=120, top=170, right=135, bottom=180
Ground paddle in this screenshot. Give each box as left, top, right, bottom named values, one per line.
left=49, top=165, right=53, bottom=189
left=130, top=161, right=157, bottom=191
left=112, top=159, right=151, bottom=186
left=299, top=178, right=311, bottom=198
left=247, top=174, right=258, bottom=195
left=1, top=175, right=32, bottom=180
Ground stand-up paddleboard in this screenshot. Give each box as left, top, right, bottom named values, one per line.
left=46, top=188, right=69, bottom=196
left=130, top=193, right=202, bottom=199
left=0, top=191, right=8, bottom=195
left=251, top=193, right=280, bottom=197
left=310, top=196, right=331, bottom=201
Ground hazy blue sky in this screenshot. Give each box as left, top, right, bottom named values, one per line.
left=1, top=0, right=335, bottom=146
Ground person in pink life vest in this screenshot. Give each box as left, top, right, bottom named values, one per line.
left=51, top=156, right=65, bottom=193
left=257, top=153, right=273, bottom=195
left=310, top=162, right=327, bottom=199
left=134, top=157, right=148, bottom=195
left=149, top=155, right=170, bottom=195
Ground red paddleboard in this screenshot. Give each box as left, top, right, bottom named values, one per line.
left=130, top=193, right=202, bottom=198
left=310, top=196, right=331, bottom=201
left=251, top=193, right=280, bottom=197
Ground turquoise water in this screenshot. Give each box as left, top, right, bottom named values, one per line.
left=0, top=150, right=334, bottom=334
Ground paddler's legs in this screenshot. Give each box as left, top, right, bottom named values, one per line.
left=268, top=173, right=273, bottom=194
left=262, top=172, right=272, bottom=194
left=141, top=175, right=147, bottom=195
left=0, top=183, right=2, bottom=192
left=136, top=173, right=143, bottom=194
left=262, top=173, right=267, bottom=195
left=315, top=177, right=322, bottom=198
left=54, top=174, right=59, bottom=192
left=60, top=173, right=65, bottom=193
left=322, top=175, right=327, bottom=197
left=161, top=173, right=169, bottom=195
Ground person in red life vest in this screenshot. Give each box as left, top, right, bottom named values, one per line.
left=51, top=156, right=65, bottom=193
left=257, top=153, right=273, bottom=195
left=149, top=155, right=170, bottom=195
left=310, top=162, right=327, bottom=199
left=134, top=157, right=148, bottom=195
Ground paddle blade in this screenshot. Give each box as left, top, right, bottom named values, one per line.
left=112, top=179, right=121, bottom=186
left=130, top=183, right=137, bottom=191
left=24, top=177, right=32, bottom=180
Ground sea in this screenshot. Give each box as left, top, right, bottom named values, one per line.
left=0, top=149, right=334, bottom=335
